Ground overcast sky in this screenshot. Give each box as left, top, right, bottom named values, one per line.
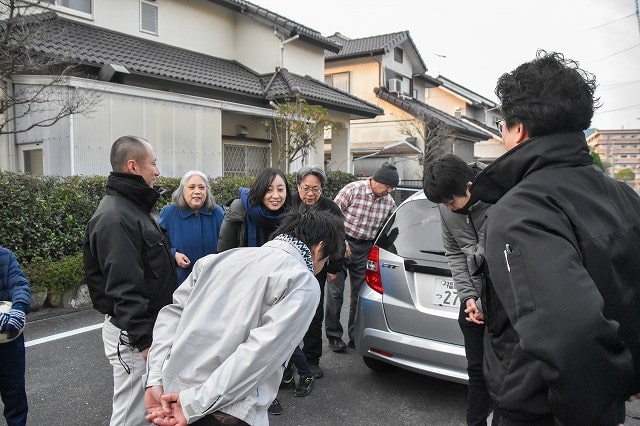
left=257, top=0, right=640, bottom=130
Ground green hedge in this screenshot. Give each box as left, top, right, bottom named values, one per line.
left=22, top=253, right=84, bottom=293
left=0, top=170, right=357, bottom=292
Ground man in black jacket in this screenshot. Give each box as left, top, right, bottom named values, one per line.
left=292, top=165, right=344, bottom=379
left=83, top=135, right=176, bottom=426
left=471, top=51, right=640, bottom=425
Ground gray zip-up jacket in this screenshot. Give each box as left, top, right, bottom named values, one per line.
left=439, top=200, right=492, bottom=306
left=145, top=239, right=320, bottom=425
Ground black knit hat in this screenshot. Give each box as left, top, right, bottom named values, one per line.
left=372, top=162, right=399, bottom=187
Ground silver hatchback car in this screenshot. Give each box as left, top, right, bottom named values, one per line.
left=353, top=190, right=468, bottom=384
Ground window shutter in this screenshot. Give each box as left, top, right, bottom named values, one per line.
left=141, top=1, right=158, bottom=35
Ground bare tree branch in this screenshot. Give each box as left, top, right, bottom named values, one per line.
left=397, top=116, right=455, bottom=165
left=265, top=94, right=336, bottom=171
left=0, top=0, right=101, bottom=136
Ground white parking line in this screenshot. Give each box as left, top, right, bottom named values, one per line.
left=25, top=323, right=102, bottom=347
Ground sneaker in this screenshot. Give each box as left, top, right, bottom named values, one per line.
left=308, top=363, right=324, bottom=379
left=268, top=398, right=283, bottom=415
left=294, top=376, right=314, bottom=397
left=280, top=367, right=295, bottom=388
left=328, top=337, right=347, bottom=352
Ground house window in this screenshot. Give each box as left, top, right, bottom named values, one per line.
left=140, top=1, right=159, bottom=35
left=42, top=0, right=92, bottom=15
left=394, top=47, right=404, bottom=64
left=22, top=147, right=43, bottom=175
left=223, top=143, right=270, bottom=176
left=324, top=72, right=350, bottom=93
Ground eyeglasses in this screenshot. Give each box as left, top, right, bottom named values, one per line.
left=299, top=186, right=322, bottom=195
left=494, top=117, right=504, bottom=136
left=383, top=184, right=395, bottom=192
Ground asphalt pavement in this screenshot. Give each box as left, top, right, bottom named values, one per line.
left=4, top=305, right=640, bottom=425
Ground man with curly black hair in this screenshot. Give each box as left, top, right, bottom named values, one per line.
left=471, top=51, right=640, bottom=425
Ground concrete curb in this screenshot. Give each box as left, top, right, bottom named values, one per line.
left=27, top=284, right=93, bottom=321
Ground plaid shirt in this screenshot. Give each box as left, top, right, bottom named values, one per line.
left=334, top=179, right=396, bottom=241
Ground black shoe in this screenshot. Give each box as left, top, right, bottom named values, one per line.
left=280, top=367, right=295, bottom=388
left=294, top=376, right=314, bottom=397
left=308, top=363, right=324, bottom=379
left=347, top=340, right=355, bottom=349
left=328, top=337, right=347, bottom=352
left=268, top=398, right=283, bottom=415
left=280, top=375, right=295, bottom=389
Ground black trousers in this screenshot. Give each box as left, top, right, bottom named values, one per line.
left=459, top=304, right=498, bottom=426
left=191, top=412, right=249, bottom=426
left=302, top=268, right=327, bottom=365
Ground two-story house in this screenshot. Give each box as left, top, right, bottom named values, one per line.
left=425, top=75, right=504, bottom=162
left=0, top=0, right=382, bottom=177
left=323, top=31, right=488, bottom=182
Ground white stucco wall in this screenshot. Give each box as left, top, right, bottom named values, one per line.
left=8, top=76, right=278, bottom=178
left=54, top=0, right=327, bottom=79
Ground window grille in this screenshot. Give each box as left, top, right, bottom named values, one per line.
left=223, top=144, right=270, bottom=176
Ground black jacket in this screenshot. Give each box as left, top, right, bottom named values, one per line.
left=83, top=172, right=176, bottom=351
left=471, top=132, right=640, bottom=425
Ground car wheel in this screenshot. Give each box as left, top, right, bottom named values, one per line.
left=362, top=356, right=396, bottom=373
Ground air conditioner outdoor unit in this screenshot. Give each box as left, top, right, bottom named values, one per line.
left=388, top=78, right=402, bottom=93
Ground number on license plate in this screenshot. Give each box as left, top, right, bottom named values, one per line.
left=433, top=279, right=459, bottom=307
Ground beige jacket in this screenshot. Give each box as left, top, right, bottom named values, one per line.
left=145, top=239, right=320, bottom=425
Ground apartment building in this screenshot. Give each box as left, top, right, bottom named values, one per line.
left=587, top=128, right=640, bottom=191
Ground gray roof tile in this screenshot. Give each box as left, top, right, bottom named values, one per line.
left=261, top=68, right=382, bottom=116
left=12, top=12, right=381, bottom=117
left=374, top=87, right=489, bottom=140
left=325, top=31, right=427, bottom=72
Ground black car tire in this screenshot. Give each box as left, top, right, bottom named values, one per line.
left=362, top=356, right=396, bottom=373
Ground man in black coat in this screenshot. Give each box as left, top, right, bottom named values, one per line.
left=471, top=51, right=640, bottom=425
left=292, top=165, right=343, bottom=379
left=83, top=135, right=176, bottom=426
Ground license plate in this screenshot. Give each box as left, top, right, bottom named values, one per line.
left=432, top=278, right=459, bottom=307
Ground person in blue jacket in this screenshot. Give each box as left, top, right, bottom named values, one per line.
left=160, top=170, right=224, bottom=285
left=0, top=246, right=31, bottom=426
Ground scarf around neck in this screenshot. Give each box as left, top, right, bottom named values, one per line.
left=239, top=187, right=288, bottom=246
left=273, top=233, right=314, bottom=273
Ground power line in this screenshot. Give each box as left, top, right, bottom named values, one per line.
left=584, top=12, right=635, bottom=30
left=598, top=79, right=640, bottom=91
left=597, top=103, right=640, bottom=114
left=594, top=43, right=640, bottom=62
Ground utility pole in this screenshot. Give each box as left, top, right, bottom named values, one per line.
left=637, top=0, right=640, bottom=38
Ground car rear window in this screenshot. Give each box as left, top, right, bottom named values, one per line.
left=375, top=198, right=445, bottom=261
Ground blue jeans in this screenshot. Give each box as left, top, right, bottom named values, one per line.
left=285, top=346, right=311, bottom=378
left=325, top=240, right=372, bottom=343
left=0, top=333, right=28, bottom=426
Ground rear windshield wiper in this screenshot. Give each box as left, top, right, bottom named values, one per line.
left=419, top=250, right=446, bottom=255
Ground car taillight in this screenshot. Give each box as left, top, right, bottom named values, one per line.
left=365, top=245, right=383, bottom=294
